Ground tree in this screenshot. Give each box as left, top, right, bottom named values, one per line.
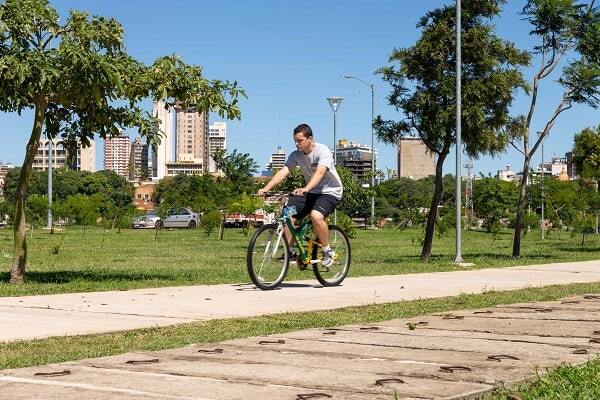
left=375, top=0, right=529, bottom=260
left=212, top=149, right=259, bottom=194
left=512, top=1, right=600, bottom=257
left=573, top=125, right=600, bottom=179
left=0, top=0, right=244, bottom=283
left=472, top=178, right=518, bottom=233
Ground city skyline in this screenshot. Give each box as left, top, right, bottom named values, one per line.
left=0, top=0, right=597, bottom=178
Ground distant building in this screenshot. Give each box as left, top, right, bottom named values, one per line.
left=0, top=163, right=15, bottom=200
left=133, top=181, right=157, bottom=211
left=540, top=155, right=569, bottom=178
left=33, top=138, right=95, bottom=172
left=129, top=137, right=149, bottom=181
left=151, top=101, right=175, bottom=181
left=497, top=164, right=518, bottom=182
left=265, top=146, right=286, bottom=176
left=165, top=161, right=204, bottom=176
left=208, top=122, right=227, bottom=173
left=335, top=139, right=376, bottom=181
left=175, top=105, right=209, bottom=173
left=397, top=138, right=435, bottom=180
left=104, top=133, right=131, bottom=178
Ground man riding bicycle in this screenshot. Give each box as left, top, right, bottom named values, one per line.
left=257, top=123, right=343, bottom=267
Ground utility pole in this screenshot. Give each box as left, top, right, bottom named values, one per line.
left=454, top=0, right=464, bottom=264
left=464, top=158, right=473, bottom=229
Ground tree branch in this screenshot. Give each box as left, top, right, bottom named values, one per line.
left=509, top=140, right=526, bottom=157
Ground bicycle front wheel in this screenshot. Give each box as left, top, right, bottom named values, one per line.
left=313, top=224, right=351, bottom=287
left=247, top=224, right=289, bottom=290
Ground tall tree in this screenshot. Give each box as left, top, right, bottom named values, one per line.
left=512, top=0, right=600, bottom=256
left=375, top=0, right=529, bottom=260
left=212, top=149, right=259, bottom=193
left=0, top=0, right=244, bottom=283
left=573, top=125, right=600, bottom=180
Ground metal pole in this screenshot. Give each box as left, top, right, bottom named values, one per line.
left=333, top=108, right=337, bottom=226
left=541, top=138, right=545, bottom=240
left=454, top=0, right=464, bottom=264
left=370, top=84, right=375, bottom=229
left=47, top=136, right=53, bottom=231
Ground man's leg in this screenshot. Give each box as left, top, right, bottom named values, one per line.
left=311, top=209, right=329, bottom=247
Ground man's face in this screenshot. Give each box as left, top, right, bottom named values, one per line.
left=293, top=132, right=313, bottom=154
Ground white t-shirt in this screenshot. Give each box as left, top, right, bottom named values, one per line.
left=285, top=143, right=343, bottom=200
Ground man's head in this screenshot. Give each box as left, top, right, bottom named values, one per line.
left=293, top=123, right=314, bottom=154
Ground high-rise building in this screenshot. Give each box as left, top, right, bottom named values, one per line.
left=397, top=138, right=435, bottom=180
left=33, top=138, right=96, bottom=172
left=152, top=101, right=174, bottom=180
left=104, top=133, right=131, bottom=178
left=129, top=137, right=149, bottom=181
left=266, top=146, right=286, bottom=175
left=335, top=139, right=376, bottom=180
left=175, top=106, right=209, bottom=170
left=208, top=122, right=227, bottom=172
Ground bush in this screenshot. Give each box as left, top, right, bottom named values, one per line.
left=327, top=210, right=356, bottom=239
left=200, top=210, right=222, bottom=236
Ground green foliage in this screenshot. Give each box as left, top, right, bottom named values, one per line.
left=212, top=149, right=259, bottom=193
left=200, top=210, right=222, bottom=236
left=153, top=173, right=230, bottom=212
left=276, top=167, right=306, bottom=193
left=336, top=167, right=371, bottom=218
left=229, top=193, right=264, bottom=236
left=26, top=195, right=47, bottom=228
left=326, top=210, right=356, bottom=239
left=472, top=178, right=519, bottom=233
left=573, top=125, right=600, bottom=179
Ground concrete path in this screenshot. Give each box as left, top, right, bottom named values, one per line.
left=1, top=260, right=600, bottom=342
left=2, top=294, right=600, bottom=399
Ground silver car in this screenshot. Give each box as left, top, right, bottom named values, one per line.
left=132, top=208, right=199, bottom=229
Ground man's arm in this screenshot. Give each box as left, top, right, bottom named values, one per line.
left=293, top=165, right=327, bottom=196
left=258, top=166, right=290, bottom=195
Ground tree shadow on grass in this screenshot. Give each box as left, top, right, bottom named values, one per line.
left=463, top=252, right=556, bottom=261
left=0, top=270, right=175, bottom=284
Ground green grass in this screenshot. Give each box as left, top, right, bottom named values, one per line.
left=2, top=282, right=600, bottom=371
left=0, top=226, right=599, bottom=296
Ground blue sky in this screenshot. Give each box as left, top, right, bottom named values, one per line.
left=0, top=0, right=597, bottom=176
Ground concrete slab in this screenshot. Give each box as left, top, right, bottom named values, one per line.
left=3, top=295, right=600, bottom=399
left=1, top=260, right=600, bottom=342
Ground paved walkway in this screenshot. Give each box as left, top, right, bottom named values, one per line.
left=1, top=260, right=599, bottom=342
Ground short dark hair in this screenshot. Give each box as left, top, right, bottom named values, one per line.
left=293, top=123, right=313, bottom=139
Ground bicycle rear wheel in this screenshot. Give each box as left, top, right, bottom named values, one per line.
left=312, top=224, right=351, bottom=287
left=247, top=224, right=289, bottom=290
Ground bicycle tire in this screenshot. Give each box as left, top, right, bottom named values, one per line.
left=247, top=224, right=289, bottom=290
left=312, top=224, right=351, bottom=287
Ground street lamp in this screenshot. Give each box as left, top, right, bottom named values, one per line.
left=454, top=0, right=464, bottom=264
left=47, top=134, right=53, bottom=232
left=326, top=96, right=343, bottom=164
left=344, top=75, right=376, bottom=229
left=327, top=96, right=342, bottom=226
left=537, top=131, right=545, bottom=240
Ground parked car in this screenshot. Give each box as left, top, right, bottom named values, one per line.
left=132, top=208, right=199, bottom=229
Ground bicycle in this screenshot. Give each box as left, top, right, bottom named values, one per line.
left=247, top=193, right=351, bottom=290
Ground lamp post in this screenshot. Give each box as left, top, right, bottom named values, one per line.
left=538, top=131, right=545, bottom=240
left=454, top=0, right=464, bottom=264
left=344, top=75, right=376, bottom=229
left=47, top=134, right=53, bottom=232
left=327, top=96, right=342, bottom=226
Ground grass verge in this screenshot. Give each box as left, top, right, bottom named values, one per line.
left=2, top=281, right=600, bottom=371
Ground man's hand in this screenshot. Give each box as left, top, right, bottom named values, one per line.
left=257, top=187, right=269, bottom=197
left=292, top=187, right=308, bottom=197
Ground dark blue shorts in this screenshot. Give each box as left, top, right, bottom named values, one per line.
left=287, top=193, right=340, bottom=219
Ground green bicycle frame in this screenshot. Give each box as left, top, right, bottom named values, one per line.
left=282, top=214, right=321, bottom=265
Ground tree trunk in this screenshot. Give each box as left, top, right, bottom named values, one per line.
left=421, top=151, right=447, bottom=261
left=512, top=156, right=531, bottom=258
left=219, top=216, right=224, bottom=240
left=11, top=102, right=47, bottom=283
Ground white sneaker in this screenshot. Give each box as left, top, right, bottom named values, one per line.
left=322, top=249, right=335, bottom=268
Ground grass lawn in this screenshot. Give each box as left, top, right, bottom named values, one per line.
left=0, top=225, right=598, bottom=296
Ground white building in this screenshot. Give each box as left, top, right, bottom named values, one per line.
left=104, top=133, right=131, bottom=178
left=497, top=164, right=518, bottom=182
left=266, top=146, right=286, bottom=174
left=175, top=106, right=209, bottom=170
left=33, top=138, right=96, bottom=172
left=151, top=101, right=174, bottom=181
left=208, top=122, right=227, bottom=173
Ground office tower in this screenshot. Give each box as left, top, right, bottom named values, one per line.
left=335, top=139, right=376, bottom=180
left=151, top=101, right=174, bottom=180
left=104, top=133, right=131, bottom=178
left=129, top=137, right=149, bottom=181
left=33, top=138, right=96, bottom=172
left=175, top=105, right=209, bottom=171
left=208, top=122, right=227, bottom=173
left=266, top=146, right=286, bottom=175
left=397, top=138, right=436, bottom=180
